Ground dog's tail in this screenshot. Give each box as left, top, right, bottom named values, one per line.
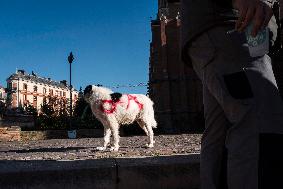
left=146, top=99, right=157, bottom=128
left=151, top=117, right=157, bottom=128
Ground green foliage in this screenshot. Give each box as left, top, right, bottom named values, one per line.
left=73, top=96, right=103, bottom=130
left=35, top=96, right=68, bottom=130
left=0, top=101, right=6, bottom=118
left=36, top=114, right=69, bottom=130
left=73, top=95, right=88, bottom=118
left=31, top=94, right=103, bottom=131
left=25, top=105, right=38, bottom=116
left=40, top=97, right=54, bottom=117
left=5, top=93, right=12, bottom=107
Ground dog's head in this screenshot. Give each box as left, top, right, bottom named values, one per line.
left=84, top=84, right=105, bottom=103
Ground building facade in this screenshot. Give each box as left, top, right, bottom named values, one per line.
left=148, top=0, right=204, bottom=133
left=6, top=70, right=78, bottom=112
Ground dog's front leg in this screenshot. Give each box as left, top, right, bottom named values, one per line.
left=145, top=125, right=155, bottom=148
left=97, top=128, right=111, bottom=151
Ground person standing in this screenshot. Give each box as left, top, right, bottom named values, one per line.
left=181, top=0, right=283, bottom=188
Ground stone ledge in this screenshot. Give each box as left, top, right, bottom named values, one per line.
left=0, top=154, right=200, bottom=189
left=21, top=129, right=104, bottom=141
left=0, top=126, right=21, bottom=142
left=116, top=154, right=200, bottom=189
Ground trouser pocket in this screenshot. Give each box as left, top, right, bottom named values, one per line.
left=223, top=71, right=254, bottom=99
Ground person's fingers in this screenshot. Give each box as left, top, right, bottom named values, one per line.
left=236, top=4, right=248, bottom=30
left=238, top=4, right=255, bottom=32
left=251, top=4, right=264, bottom=36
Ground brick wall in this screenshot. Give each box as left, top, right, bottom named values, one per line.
left=1, top=115, right=35, bottom=129
left=0, top=126, right=21, bottom=141
left=21, top=129, right=104, bottom=141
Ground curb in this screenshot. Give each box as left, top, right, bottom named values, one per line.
left=0, top=154, right=200, bottom=189
left=116, top=154, right=200, bottom=189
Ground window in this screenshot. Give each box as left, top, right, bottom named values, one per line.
left=59, top=91, right=62, bottom=96
left=33, top=96, right=37, bottom=101
left=0, top=92, right=2, bottom=99
left=12, top=83, right=17, bottom=90
left=63, top=92, right=66, bottom=97
left=33, top=86, right=37, bottom=92
left=43, top=88, right=46, bottom=94
left=23, top=83, right=27, bottom=90
left=23, top=95, right=27, bottom=101
left=50, top=89, right=53, bottom=96
left=7, top=83, right=12, bottom=90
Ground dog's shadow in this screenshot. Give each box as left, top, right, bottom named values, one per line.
left=91, top=145, right=151, bottom=153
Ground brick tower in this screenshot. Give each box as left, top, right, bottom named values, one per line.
left=148, top=0, right=204, bottom=133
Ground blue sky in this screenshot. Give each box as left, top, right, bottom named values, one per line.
left=0, top=0, right=157, bottom=94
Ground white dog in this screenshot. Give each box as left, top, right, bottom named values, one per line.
left=84, top=85, right=157, bottom=151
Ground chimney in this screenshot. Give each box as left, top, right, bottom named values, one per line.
left=31, top=71, right=37, bottom=77
left=17, top=70, right=25, bottom=75
left=60, top=80, right=67, bottom=86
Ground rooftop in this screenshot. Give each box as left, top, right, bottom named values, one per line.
left=7, top=70, right=73, bottom=90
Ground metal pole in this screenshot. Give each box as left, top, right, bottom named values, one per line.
left=17, top=78, right=19, bottom=107
left=67, top=52, right=74, bottom=135
left=70, top=61, right=72, bottom=130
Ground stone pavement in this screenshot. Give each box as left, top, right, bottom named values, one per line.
left=0, top=134, right=201, bottom=160
left=0, top=134, right=201, bottom=189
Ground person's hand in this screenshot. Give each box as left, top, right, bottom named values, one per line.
left=233, top=0, right=273, bottom=37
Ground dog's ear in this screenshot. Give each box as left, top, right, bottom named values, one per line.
left=110, top=92, right=123, bottom=103
left=84, top=85, right=93, bottom=95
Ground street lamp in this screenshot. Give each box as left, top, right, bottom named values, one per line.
left=17, top=77, right=20, bottom=108
left=67, top=52, right=76, bottom=139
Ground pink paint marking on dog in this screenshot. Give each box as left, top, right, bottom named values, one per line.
left=127, top=94, right=143, bottom=110
left=100, top=99, right=121, bottom=114
left=101, top=95, right=143, bottom=114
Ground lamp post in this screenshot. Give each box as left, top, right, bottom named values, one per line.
left=67, top=52, right=76, bottom=139
left=17, top=77, right=20, bottom=108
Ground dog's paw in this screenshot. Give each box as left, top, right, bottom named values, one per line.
left=109, top=146, right=119, bottom=152
left=96, top=147, right=106, bottom=151
left=145, top=143, right=154, bottom=148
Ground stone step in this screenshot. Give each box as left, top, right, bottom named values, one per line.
left=0, top=154, right=200, bottom=189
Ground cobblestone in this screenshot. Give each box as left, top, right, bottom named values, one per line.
left=0, top=134, right=201, bottom=161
